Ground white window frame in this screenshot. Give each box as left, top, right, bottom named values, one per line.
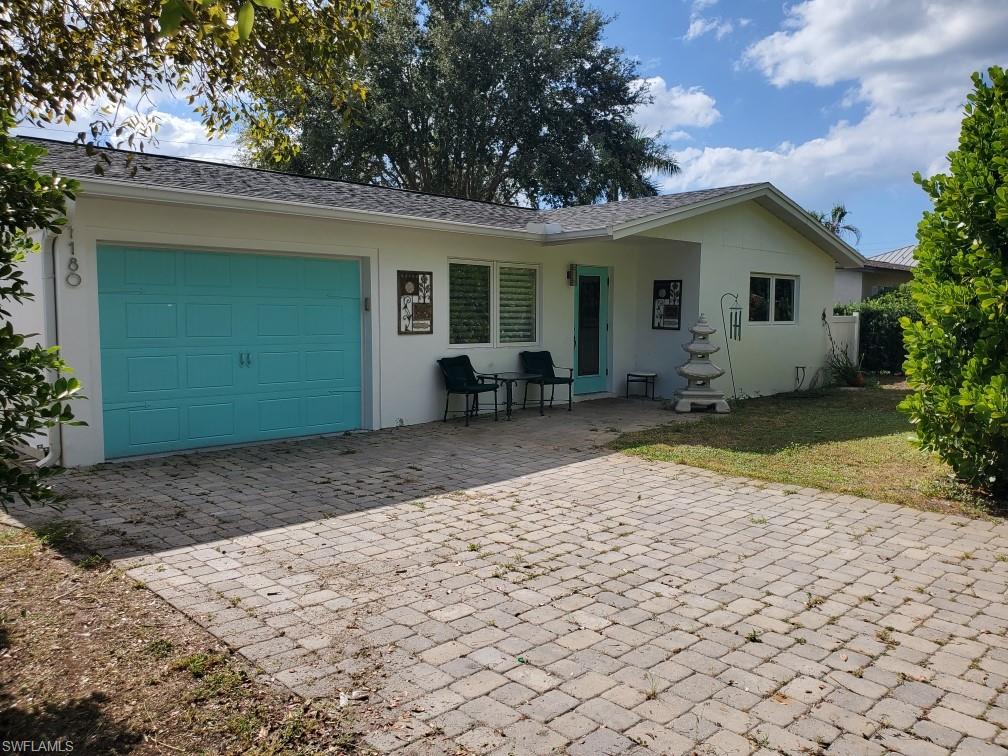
left=447, top=258, right=542, bottom=348
left=496, top=262, right=540, bottom=347
left=749, top=273, right=799, bottom=325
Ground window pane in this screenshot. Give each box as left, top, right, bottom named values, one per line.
left=577, top=275, right=600, bottom=376
left=449, top=263, right=490, bottom=344
left=499, top=266, right=537, bottom=343
left=774, top=278, right=795, bottom=321
left=749, top=276, right=770, bottom=321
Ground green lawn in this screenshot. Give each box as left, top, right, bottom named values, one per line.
left=611, top=387, right=996, bottom=518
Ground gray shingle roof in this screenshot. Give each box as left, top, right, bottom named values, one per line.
left=541, top=185, right=761, bottom=232
left=29, top=137, right=760, bottom=235
left=867, top=244, right=917, bottom=269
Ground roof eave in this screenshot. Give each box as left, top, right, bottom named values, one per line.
left=607, top=183, right=866, bottom=268
left=74, top=178, right=545, bottom=241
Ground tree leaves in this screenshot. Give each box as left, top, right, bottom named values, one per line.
left=0, top=117, right=82, bottom=509
left=901, top=66, right=1008, bottom=496
left=242, top=0, right=679, bottom=207
left=2, top=0, right=377, bottom=163
left=237, top=1, right=255, bottom=40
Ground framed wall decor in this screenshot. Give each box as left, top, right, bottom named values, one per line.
left=397, top=270, right=433, bottom=335
left=652, top=279, right=682, bottom=330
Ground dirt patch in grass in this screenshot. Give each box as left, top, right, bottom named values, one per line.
left=611, top=387, right=1001, bottom=519
left=0, top=522, right=359, bottom=754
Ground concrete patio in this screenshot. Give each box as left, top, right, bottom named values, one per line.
left=9, top=399, right=1008, bottom=755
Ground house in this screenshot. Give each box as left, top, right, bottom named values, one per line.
left=16, top=138, right=865, bottom=466
left=834, top=244, right=916, bottom=304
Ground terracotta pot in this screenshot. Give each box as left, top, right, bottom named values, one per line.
left=851, top=372, right=866, bottom=387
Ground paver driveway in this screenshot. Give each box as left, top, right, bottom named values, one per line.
left=11, top=399, right=1008, bottom=755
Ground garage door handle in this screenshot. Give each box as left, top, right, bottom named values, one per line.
left=246, top=352, right=252, bottom=366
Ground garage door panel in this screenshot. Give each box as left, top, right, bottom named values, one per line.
left=257, top=351, right=301, bottom=384
left=303, top=258, right=360, bottom=297
left=302, top=394, right=350, bottom=427
left=125, top=301, right=178, bottom=338
left=127, top=407, right=180, bottom=446
left=127, top=355, right=179, bottom=392
left=257, top=304, right=300, bottom=337
left=305, top=350, right=345, bottom=381
left=186, top=353, right=235, bottom=389
left=185, top=302, right=234, bottom=337
left=125, top=247, right=177, bottom=286
left=98, top=246, right=362, bottom=458
left=188, top=402, right=236, bottom=439
left=183, top=252, right=232, bottom=287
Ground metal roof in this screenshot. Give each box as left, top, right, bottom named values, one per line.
left=866, top=244, right=917, bottom=270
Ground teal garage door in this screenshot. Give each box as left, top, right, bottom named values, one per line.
left=98, top=245, right=362, bottom=458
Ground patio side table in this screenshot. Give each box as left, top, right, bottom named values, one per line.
left=490, top=372, right=541, bottom=419
left=626, top=370, right=657, bottom=400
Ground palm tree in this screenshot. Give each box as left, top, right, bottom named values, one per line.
left=582, top=126, right=682, bottom=205
left=809, top=203, right=861, bottom=245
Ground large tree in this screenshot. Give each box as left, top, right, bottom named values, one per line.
left=901, top=67, right=1008, bottom=498
left=243, top=0, right=680, bottom=206
left=2, top=0, right=377, bottom=158
left=0, top=0, right=375, bottom=506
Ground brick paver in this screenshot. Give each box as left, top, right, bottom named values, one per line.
left=9, top=398, right=1008, bottom=754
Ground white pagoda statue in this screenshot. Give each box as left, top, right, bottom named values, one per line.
left=674, top=315, right=730, bottom=413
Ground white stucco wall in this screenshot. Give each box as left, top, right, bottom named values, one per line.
left=10, top=231, right=48, bottom=348
left=40, top=195, right=666, bottom=464
left=632, top=239, right=700, bottom=397
left=646, top=202, right=838, bottom=398
left=22, top=193, right=839, bottom=465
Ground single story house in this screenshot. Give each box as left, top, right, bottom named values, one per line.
left=834, top=244, right=916, bottom=304
left=16, top=138, right=864, bottom=466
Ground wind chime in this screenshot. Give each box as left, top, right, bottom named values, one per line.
left=720, top=292, right=742, bottom=399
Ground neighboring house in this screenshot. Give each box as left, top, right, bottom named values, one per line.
left=834, top=244, right=916, bottom=304
left=16, top=138, right=864, bottom=466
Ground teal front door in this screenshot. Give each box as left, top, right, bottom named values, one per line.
left=98, top=245, right=362, bottom=458
left=573, top=265, right=609, bottom=394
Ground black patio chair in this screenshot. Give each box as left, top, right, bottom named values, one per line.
left=520, top=350, right=574, bottom=415
left=436, top=355, right=499, bottom=426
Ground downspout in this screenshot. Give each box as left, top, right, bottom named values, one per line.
left=37, top=231, right=63, bottom=468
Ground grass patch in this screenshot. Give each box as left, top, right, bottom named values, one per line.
left=611, top=387, right=998, bottom=518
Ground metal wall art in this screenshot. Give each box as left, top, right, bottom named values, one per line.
left=651, top=279, right=682, bottom=330
left=397, top=270, right=433, bottom=335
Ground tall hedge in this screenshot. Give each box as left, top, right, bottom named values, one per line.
left=901, top=67, right=1008, bottom=496
left=835, top=286, right=917, bottom=373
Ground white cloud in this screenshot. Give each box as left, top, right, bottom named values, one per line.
left=684, top=0, right=742, bottom=41
left=634, top=77, right=721, bottom=137
left=743, top=0, right=1008, bottom=111
left=685, top=16, right=734, bottom=40
left=14, top=95, right=238, bottom=163
left=665, top=0, right=1003, bottom=212
left=662, top=107, right=959, bottom=195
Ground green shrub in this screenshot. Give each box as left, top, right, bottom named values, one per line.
left=835, top=286, right=918, bottom=373
left=901, top=66, right=1008, bottom=496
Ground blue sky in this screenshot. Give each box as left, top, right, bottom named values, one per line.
left=17, top=0, right=1008, bottom=256
left=591, top=0, right=1008, bottom=255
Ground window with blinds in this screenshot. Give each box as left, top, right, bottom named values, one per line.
left=449, top=262, right=491, bottom=344
left=498, top=265, right=537, bottom=343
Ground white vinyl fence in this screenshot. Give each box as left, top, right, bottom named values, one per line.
left=825, top=312, right=860, bottom=365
